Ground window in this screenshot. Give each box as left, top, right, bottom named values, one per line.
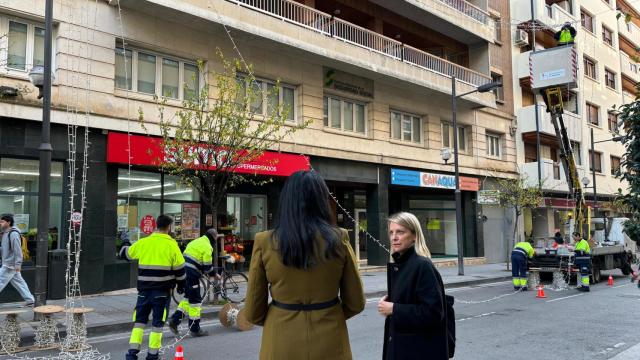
left=586, top=103, right=599, bottom=126
left=0, top=158, right=65, bottom=261
left=2, top=18, right=46, bottom=73
left=390, top=110, right=421, bottom=143
left=564, top=91, right=579, bottom=114
left=628, top=22, right=633, bottom=33
left=581, top=9, right=594, bottom=33
left=486, top=133, right=501, bottom=158
left=493, top=16, right=502, bottom=42
left=239, top=75, right=296, bottom=121
left=589, top=150, right=602, bottom=173
left=323, top=96, right=366, bottom=133
left=571, top=141, right=582, bottom=165
left=608, top=111, right=618, bottom=132
left=602, top=26, right=613, bottom=46
left=610, top=156, right=621, bottom=176
left=605, top=68, right=616, bottom=89
left=491, top=73, right=504, bottom=101
left=116, top=169, right=199, bottom=250
left=114, top=46, right=200, bottom=101
left=442, top=123, right=467, bottom=152
left=525, top=143, right=537, bottom=163
left=584, top=56, right=597, bottom=79
left=631, top=63, right=638, bottom=74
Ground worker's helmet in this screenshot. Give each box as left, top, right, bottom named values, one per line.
left=563, top=22, right=572, bottom=28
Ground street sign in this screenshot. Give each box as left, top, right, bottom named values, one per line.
left=478, top=190, right=500, bottom=205
left=70, top=212, right=83, bottom=225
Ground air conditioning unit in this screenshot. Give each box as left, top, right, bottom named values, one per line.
left=514, top=29, right=529, bottom=47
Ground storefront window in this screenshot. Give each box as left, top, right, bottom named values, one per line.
left=0, top=158, right=64, bottom=266
left=117, top=170, right=162, bottom=198
left=163, top=175, right=199, bottom=201
left=217, top=195, right=266, bottom=268
left=116, top=169, right=200, bottom=255
left=409, top=199, right=458, bottom=257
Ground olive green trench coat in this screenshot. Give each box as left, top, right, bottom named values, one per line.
left=244, top=229, right=365, bottom=360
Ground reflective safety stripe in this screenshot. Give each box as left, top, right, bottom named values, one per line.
left=149, top=330, right=163, bottom=350
left=176, top=274, right=186, bottom=281
left=163, top=308, right=167, bottom=322
left=132, top=310, right=137, bottom=322
left=174, top=263, right=185, bottom=271
left=581, top=277, right=590, bottom=286
left=138, top=264, right=173, bottom=270
left=184, top=254, right=203, bottom=265
left=138, top=275, right=175, bottom=282
left=133, top=323, right=145, bottom=329
left=129, top=327, right=144, bottom=346
left=185, top=262, right=200, bottom=271
left=513, top=248, right=527, bottom=257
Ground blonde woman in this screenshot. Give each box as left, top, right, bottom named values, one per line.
left=378, top=212, right=448, bottom=360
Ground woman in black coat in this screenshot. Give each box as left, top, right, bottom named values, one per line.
left=378, top=212, right=448, bottom=360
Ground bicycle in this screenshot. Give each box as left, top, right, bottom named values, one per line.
left=172, top=266, right=248, bottom=305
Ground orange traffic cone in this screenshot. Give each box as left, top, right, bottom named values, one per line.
left=174, top=345, right=184, bottom=360
left=608, top=275, right=614, bottom=286
left=536, top=285, right=546, bottom=298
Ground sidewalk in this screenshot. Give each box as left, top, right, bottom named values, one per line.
left=0, top=263, right=511, bottom=345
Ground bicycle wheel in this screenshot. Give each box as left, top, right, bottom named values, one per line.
left=200, top=276, right=211, bottom=303
left=222, top=272, right=248, bottom=303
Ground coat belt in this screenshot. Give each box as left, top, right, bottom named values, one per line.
left=271, top=297, right=339, bottom=311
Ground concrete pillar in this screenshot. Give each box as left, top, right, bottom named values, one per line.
left=366, top=167, right=390, bottom=265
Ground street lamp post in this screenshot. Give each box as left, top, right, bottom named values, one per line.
left=29, top=0, right=54, bottom=307
left=450, top=77, right=502, bottom=276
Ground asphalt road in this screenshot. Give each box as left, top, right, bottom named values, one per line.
left=6, top=271, right=640, bottom=360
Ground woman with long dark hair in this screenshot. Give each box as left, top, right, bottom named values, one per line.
left=245, top=170, right=365, bottom=360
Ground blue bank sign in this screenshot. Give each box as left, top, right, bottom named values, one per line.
left=390, top=168, right=457, bottom=190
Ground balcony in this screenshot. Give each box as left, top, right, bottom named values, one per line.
left=369, top=0, right=494, bottom=43
left=522, top=159, right=586, bottom=192
left=619, top=20, right=640, bottom=48
left=518, top=105, right=581, bottom=142
left=513, top=0, right=575, bottom=29
left=621, top=52, right=640, bottom=83
left=224, top=0, right=492, bottom=87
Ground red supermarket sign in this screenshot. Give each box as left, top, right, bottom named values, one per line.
left=106, top=132, right=310, bottom=177
left=140, top=215, right=156, bottom=235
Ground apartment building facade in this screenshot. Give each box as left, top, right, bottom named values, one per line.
left=510, top=0, right=632, bottom=244
left=0, top=0, right=517, bottom=298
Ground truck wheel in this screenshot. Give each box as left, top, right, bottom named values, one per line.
left=591, top=267, right=601, bottom=284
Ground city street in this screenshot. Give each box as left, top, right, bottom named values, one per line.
left=8, top=272, right=640, bottom=360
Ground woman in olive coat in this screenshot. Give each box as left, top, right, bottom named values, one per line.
left=378, top=212, right=448, bottom=360
left=244, top=170, right=365, bottom=360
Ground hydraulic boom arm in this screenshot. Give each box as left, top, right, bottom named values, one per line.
left=544, top=88, right=588, bottom=237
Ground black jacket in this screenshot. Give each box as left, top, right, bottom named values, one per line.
left=382, top=246, right=448, bottom=360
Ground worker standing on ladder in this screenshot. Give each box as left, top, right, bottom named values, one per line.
left=511, top=239, right=535, bottom=291
left=572, top=232, right=591, bottom=292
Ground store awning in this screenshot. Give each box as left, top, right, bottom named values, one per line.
left=106, top=132, right=310, bottom=177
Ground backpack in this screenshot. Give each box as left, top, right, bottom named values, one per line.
left=8, top=230, right=30, bottom=262
left=445, top=294, right=456, bottom=358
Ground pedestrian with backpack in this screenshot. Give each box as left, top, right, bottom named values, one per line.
left=0, top=214, right=35, bottom=306
left=378, top=212, right=453, bottom=359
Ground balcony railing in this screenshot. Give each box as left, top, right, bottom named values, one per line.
left=438, top=0, right=489, bottom=24
left=226, top=0, right=492, bottom=87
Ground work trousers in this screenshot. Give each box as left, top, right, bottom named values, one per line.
left=575, top=255, right=591, bottom=289
left=511, top=252, right=528, bottom=290
left=126, top=289, right=171, bottom=360
left=171, top=269, right=203, bottom=332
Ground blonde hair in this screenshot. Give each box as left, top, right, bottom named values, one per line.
left=387, top=212, right=431, bottom=258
